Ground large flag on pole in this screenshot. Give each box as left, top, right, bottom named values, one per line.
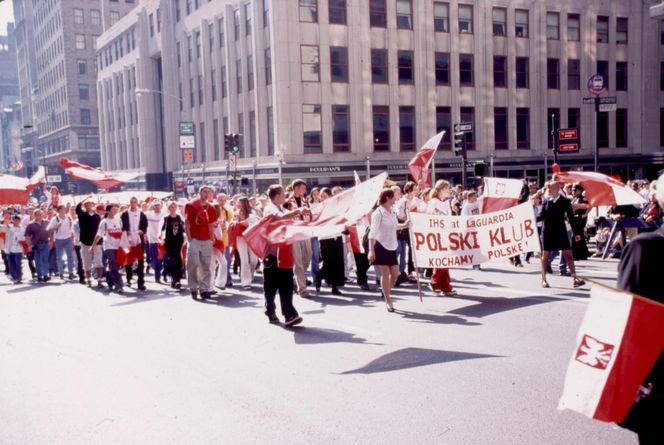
left=556, top=170, right=646, bottom=207
left=0, top=167, right=46, bottom=204
left=558, top=284, right=664, bottom=423
left=478, top=177, right=524, bottom=213
left=59, top=157, right=139, bottom=190
left=407, top=131, right=445, bottom=187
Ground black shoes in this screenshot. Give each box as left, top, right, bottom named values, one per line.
left=200, top=291, right=212, bottom=299
left=191, top=291, right=199, bottom=300
left=285, top=315, right=303, bottom=327
left=331, top=286, right=342, bottom=296
left=266, top=313, right=280, bottom=324
left=137, top=285, right=147, bottom=291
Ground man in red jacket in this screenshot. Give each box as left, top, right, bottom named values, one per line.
left=185, top=186, right=218, bottom=300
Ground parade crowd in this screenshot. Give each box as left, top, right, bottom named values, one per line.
left=1, top=175, right=662, bottom=326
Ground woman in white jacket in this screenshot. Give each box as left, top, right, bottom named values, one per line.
left=232, top=197, right=260, bottom=290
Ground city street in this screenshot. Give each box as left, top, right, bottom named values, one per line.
left=0, top=258, right=636, bottom=445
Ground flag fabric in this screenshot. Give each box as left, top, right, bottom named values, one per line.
left=59, top=157, right=139, bottom=190
left=557, top=171, right=646, bottom=207
left=558, top=285, right=664, bottom=423
left=27, top=166, right=46, bottom=191
left=407, top=131, right=445, bottom=187
left=478, top=177, right=524, bottom=213
left=354, top=170, right=361, bottom=186
left=116, top=244, right=144, bottom=267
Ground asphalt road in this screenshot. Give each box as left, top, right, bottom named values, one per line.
left=0, top=258, right=636, bottom=445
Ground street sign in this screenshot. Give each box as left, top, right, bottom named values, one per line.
left=587, top=74, right=608, bottom=96
left=454, top=123, right=473, bottom=132
left=559, top=144, right=579, bottom=153
left=179, top=135, right=195, bottom=149
left=183, top=149, right=194, bottom=163
left=559, top=129, right=578, bottom=140
left=599, top=103, right=617, bottom=112
left=557, top=128, right=580, bottom=154
left=598, top=96, right=617, bottom=104
left=582, top=97, right=596, bottom=105
left=179, top=122, right=195, bottom=135
left=46, top=175, right=62, bottom=183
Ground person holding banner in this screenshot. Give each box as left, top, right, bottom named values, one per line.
left=368, top=188, right=409, bottom=313
left=92, top=204, right=124, bottom=294
left=426, top=180, right=458, bottom=297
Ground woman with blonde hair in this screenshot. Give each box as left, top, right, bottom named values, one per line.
left=426, top=180, right=458, bottom=296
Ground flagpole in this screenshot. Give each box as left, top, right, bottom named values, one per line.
left=406, top=209, right=423, bottom=303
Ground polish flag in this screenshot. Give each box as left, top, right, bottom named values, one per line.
left=116, top=244, right=144, bottom=267
left=558, top=285, right=664, bottom=422
left=0, top=166, right=45, bottom=204
left=27, top=166, right=46, bottom=191
left=479, top=177, right=524, bottom=213
left=556, top=171, right=646, bottom=207
left=60, top=157, right=139, bottom=190
left=407, top=131, right=445, bottom=188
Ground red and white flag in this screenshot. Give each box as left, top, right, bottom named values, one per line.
left=0, top=166, right=46, bottom=204
left=558, top=285, right=664, bottom=423
left=557, top=171, right=646, bottom=208
left=407, top=131, right=445, bottom=188
left=27, top=166, right=46, bottom=191
left=353, top=170, right=362, bottom=186
left=60, top=157, right=139, bottom=190
left=479, top=177, right=524, bottom=213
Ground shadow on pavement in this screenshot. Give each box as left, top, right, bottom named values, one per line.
left=195, top=294, right=263, bottom=309
left=396, top=309, right=481, bottom=326
left=447, top=295, right=566, bottom=318
left=110, top=289, right=183, bottom=306
left=309, top=293, right=376, bottom=308
left=289, top=326, right=381, bottom=346
left=340, top=347, right=502, bottom=374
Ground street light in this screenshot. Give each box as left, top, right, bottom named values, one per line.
left=275, top=145, right=284, bottom=186
left=135, top=88, right=183, bottom=103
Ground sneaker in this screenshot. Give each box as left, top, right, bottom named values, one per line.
left=443, top=290, right=458, bottom=297
left=359, top=284, right=372, bottom=291
left=200, top=291, right=211, bottom=299
left=59, top=274, right=64, bottom=280
left=559, top=270, right=571, bottom=277
left=428, top=284, right=441, bottom=294
left=115, top=288, right=124, bottom=295
left=573, top=278, right=586, bottom=288
left=69, top=274, right=76, bottom=280
left=285, top=315, right=303, bottom=327
left=331, top=286, right=343, bottom=296
left=97, top=281, right=104, bottom=288
left=191, top=290, right=199, bottom=300
left=299, top=291, right=311, bottom=299
left=137, top=285, right=147, bottom=291
left=266, top=313, right=280, bottom=324
left=174, top=282, right=182, bottom=290
left=215, top=285, right=226, bottom=290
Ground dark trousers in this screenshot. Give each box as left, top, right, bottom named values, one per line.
left=354, top=252, right=370, bottom=285
left=26, top=251, right=36, bottom=276
left=164, top=250, right=183, bottom=285
left=8, top=252, right=23, bottom=281
left=1, top=251, right=8, bottom=274
left=104, top=249, right=122, bottom=290
left=125, top=250, right=145, bottom=286
left=74, top=245, right=85, bottom=282
left=263, top=265, right=298, bottom=319
left=48, top=245, right=57, bottom=274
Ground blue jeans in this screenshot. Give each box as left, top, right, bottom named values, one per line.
left=55, top=238, right=74, bottom=275
left=33, top=243, right=49, bottom=279
left=147, top=242, right=163, bottom=280
left=310, top=238, right=321, bottom=281
left=104, top=249, right=122, bottom=290
left=397, top=239, right=408, bottom=274
left=8, top=252, right=23, bottom=281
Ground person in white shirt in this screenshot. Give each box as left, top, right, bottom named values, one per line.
left=368, top=188, right=409, bottom=313
left=427, top=180, right=458, bottom=296
left=46, top=205, right=75, bottom=280
left=231, top=196, right=260, bottom=290
left=460, top=191, right=480, bottom=216
left=121, top=197, right=148, bottom=290
left=92, top=204, right=124, bottom=294
left=145, top=201, right=165, bottom=284
left=4, top=215, right=25, bottom=283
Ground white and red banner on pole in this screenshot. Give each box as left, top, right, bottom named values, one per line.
left=556, top=171, right=646, bottom=207
left=60, top=157, right=139, bottom=190
left=0, top=167, right=46, bottom=204
left=409, top=202, right=540, bottom=267
left=407, top=131, right=444, bottom=187
left=479, top=177, right=524, bottom=213
left=558, top=285, right=664, bottom=423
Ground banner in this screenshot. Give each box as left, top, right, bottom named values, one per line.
left=479, top=177, right=524, bottom=213
left=410, top=202, right=540, bottom=267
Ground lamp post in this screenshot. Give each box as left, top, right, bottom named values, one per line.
left=275, top=144, right=284, bottom=185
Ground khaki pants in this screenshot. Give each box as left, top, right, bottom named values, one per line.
left=292, top=239, right=312, bottom=295
left=187, top=238, right=212, bottom=293
left=81, top=243, right=103, bottom=271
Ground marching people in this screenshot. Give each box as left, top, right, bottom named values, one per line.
left=146, top=201, right=165, bottom=284
left=47, top=205, right=75, bottom=280
left=184, top=186, right=218, bottom=300
left=210, top=204, right=228, bottom=291
left=426, top=180, right=458, bottom=296
left=570, top=184, right=590, bottom=261
left=216, top=193, right=234, bottom=288
left=289, top=179, right=313, bottom=298
left=368, top=188, right=409, bottom=312
left=315, top=187, right=346, bottom=296
left=229, top=196, right=260, bottom=290
left=2, top=215, right=26, bottom=283
left=121, top=197, right=148, bottom=291
left=76, top=198, right=105, bottom=288
left=161, top=201, right=186, bottom=290
left=92, top=204, right=124, bottom=294
left=24, top=209, right=51, bottom=283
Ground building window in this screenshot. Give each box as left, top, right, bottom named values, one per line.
left=330, top=46, right=349, bottom=82
left=616, top=62, right=628, bottom=91
left=110, top=11, right=120, bottom=26
left=547, top=58, right=559, bottom=89
left=300, top=0, right=317, bottom=23
left=267, top=106, right=274, bottom=155
left=398, top=50, right=414, bottom=84
left=493, top=56, right=506, bottom=88
left=435, top=107, right=451, bottom=150
left=211, top=69, right=217, bottom=101
left=198, top=74, right=203, bottom=105
left=238, top=114, right=244, bottom=157
left=91, top=9, right=101, bottom=26
left=492, top=7, right=506, bottom=36
left=245, top=3, right=252, bottom=35
left=74, top=8, right=84, bottom=25
left=200, top=121, right=206, bottom=162
left=75, top=34, right=85, bottom=50
left=568, top=59, right=580, bottom=90
left=178, top=82, right=183, bottom=111
left=616, top=17, right=628, bottom=44
left=568, top=108, right=580, bottom=129
left=597, top=60, right=609, bottom=86
left=567, top=13, right=580, bottom=41
left=661, top=62, right=664, bottom=90
left=195, top=31, right=201, bottom=58
left=460, top=107, right=474, bottom=150
left=187, top=35, right=192, bottom=62
left=78, top=84, right=89, bottom=100
left=236, top=60, right=242, bottom=92
left=265, top=48, right=272, bottom=85
left=234, top=9, right=241, bottom=39
left=597, top=16, right=609, bottom=43
left=213, top=118, right=220, bottom=160
left=249, top=111, right=256, bottom=157
left=516, top=108, right=530, bottom=149
left=616, top=109, right=628, bottom=147
left=189, top=78, right=194, bottom=107
left=77, top=59, right=87, bottom=75
left=597, top=112, right=609, bottom=148
left=396, top=0, right=413, bottom=30
left=515, top=9, right=528, bottom=38
left=332, top=105, right=351, bottom=152
left=80, top=109, right=91, bottom=125
left=546, top=12, right=559, bottom=40
left=329, top=0, right=346, bottom=25
left=494, top=107, right=508, bottom=150
left=247, top=55, right=254, bottom=90
left=263, top=0, right=270, bottom=27
left=369, top=0, right=387, bottom=28
left=459, top=54, right=473, bottom=86
left=399, top=106, right=415, bottom=151
left=458, top=4, right=473, bottom=34
left=371, top=49, right=388, bottom=84
left=221, top=65, right=227, bottom=97
left=516, top=57, right=529, bottom=88
left=303, top=104, right=322, bottom=153
left=176, top=0, right=181, bottom=22
left=219, top=17, right=225, bottom=47
left=301, top=45, right=320, bottom=82
left=434, top=2, right=449, bottom=32
left=186, top=0, right=192, bottom=15
left=547, top=108, right=560, bottom=149
left=176, top=42, right=181, bottom=67
left=373, top=106, right=390, bottom=152
left=209, top=23, right=214, bottom=50
left=661, top=109, right=664, bottom=147
left=435, top=52, right=450, bottom=86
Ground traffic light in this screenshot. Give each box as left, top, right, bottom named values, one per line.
left=453, top=131, right=465, bottom=157
left=474, top=162, right=487, bottom=177
left=232, top=134, right=240, bottom=154
left=224, top=133, right=232, bottom=152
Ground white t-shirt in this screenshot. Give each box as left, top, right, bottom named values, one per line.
left=461, top=200, right=480, bottom=216
left=126, top=210, right=141, bottom=233
left=97, top=217, right=123, bottom=250
left=368, top=206, right=398, bottom=251
left=7, top=225, right=25, bottom=253
left=263, top=201, right=283, bottom=218
left=426, top=198, right=452, bottom=216
left=146, top=210, right=164, bottom=243
left=46, top=214, right=73, bottom=240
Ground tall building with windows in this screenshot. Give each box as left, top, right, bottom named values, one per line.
left=11, top=0, right=137, bottom=182
left=96, top=0, right=664, bottom=192
left=0, top=23, right=21, bottom=171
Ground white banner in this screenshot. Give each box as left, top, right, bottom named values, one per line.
left=410, top=202, right=540, bottom=267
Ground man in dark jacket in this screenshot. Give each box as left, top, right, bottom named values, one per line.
left=616, top=174, right=664, bottom=444
left=121, top=196, right=148, bottom=290
left=76, top=196, right=103, bottom=287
